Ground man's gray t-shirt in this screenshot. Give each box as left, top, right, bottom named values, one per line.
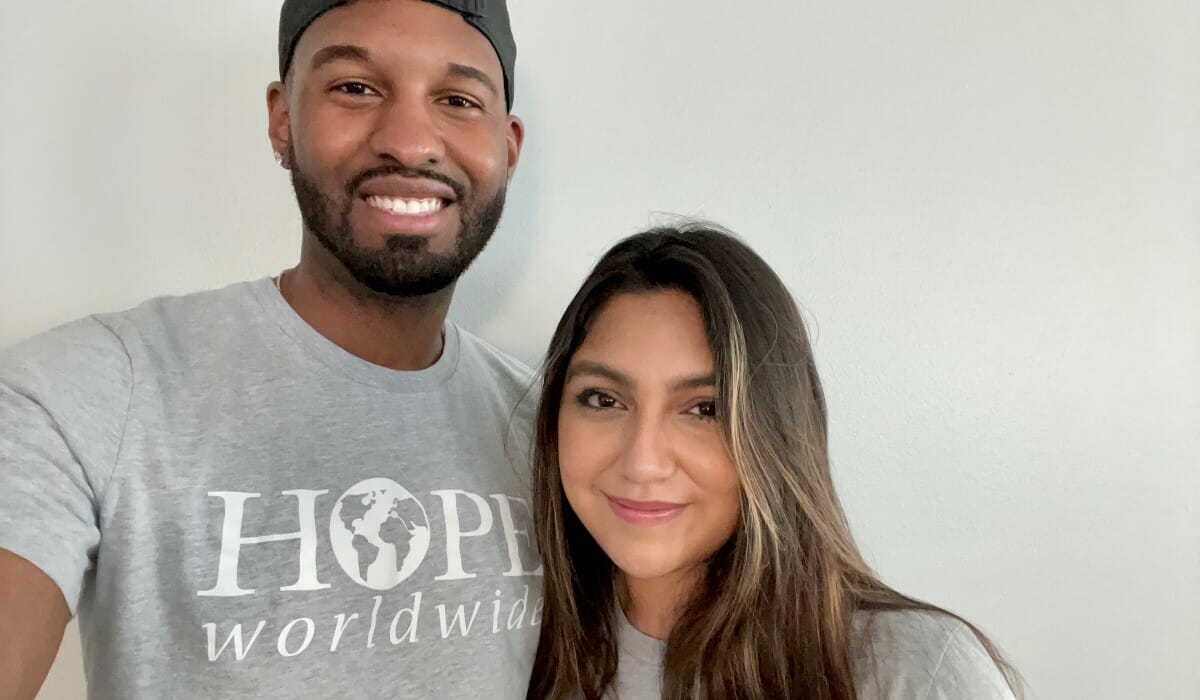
left=613, top=609, right=1016, bottom=699
left=0, top=279, right=543, bottom=699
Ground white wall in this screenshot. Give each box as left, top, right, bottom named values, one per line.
left=2, top=1, right=1196, bottom=698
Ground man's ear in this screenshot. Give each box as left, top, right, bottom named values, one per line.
left=266, top=81, right=292, bottom=169
left=505, top=114, right=525, bottom=182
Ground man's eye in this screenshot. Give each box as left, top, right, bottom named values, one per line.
left=443, top=95, right=479, bottom=109
left=334, top=82, right=376, bottom=96
left=687, top=401, right=718, bottom=420
left=577, top=390, right=620, bottom=411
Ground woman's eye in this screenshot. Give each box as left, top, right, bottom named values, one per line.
left=577, top=390, right=620, bottom=411
left=687, top=400, right=718, bottom=420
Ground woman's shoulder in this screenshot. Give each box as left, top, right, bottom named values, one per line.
left=851, top=609, right=1016, bottom=700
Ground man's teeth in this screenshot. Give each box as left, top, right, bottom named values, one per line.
left=365, top=195, right=445, bottom=215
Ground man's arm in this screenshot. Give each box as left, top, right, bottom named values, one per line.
left=0, top=317, right=135, bottom=700
left=0, top=549, right=69, bottom=700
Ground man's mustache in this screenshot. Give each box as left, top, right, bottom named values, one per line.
left=346, top=164, right=466, bottom=202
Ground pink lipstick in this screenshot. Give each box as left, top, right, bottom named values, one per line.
left=607, top=496, right=686, bottom=525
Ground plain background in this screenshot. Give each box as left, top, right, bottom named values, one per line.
left=1, top=1, right=1196, bottom=698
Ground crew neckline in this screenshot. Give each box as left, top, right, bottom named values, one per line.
left=618, top=606, right=668, bottom=667
left=251, top=276, right=461, bottom=393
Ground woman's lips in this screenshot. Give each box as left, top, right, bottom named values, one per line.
left=606, top=496, right=686, bottom=525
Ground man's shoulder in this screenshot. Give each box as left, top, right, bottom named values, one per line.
left=2, top=279, right=267, bottom=389
left=91, top=279, right=265, bottom=344
left=454, top=324, right=536, bottom=388
left=2, top=314, right=131, bottom=395
left=452, top=326, right=539, bottom=454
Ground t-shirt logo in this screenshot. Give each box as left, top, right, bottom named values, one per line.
left=330, top=478, right=432, bottom=590
left=194, top=476, right=542, bottom=663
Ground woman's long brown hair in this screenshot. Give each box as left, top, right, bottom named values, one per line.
left=528, top=222, right=1021, bottom=699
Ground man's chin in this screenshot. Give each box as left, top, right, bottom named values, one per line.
left=356, top=269, right=460, bottom=299
left=345, top=227, right=464, bottom=258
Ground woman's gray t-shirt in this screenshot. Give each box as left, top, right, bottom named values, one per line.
left=613, top=609, right=1016, bottom=699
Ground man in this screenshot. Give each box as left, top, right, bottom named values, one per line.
left=0, top=1, right=542, bottom=698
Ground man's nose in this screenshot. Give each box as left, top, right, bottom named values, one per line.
left=367, top=94, right=445, bottom=167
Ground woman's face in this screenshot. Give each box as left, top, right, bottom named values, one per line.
left=558, top=289, right=741, bottom=587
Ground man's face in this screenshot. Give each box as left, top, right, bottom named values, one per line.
left=268, top=0, right=523, bottom=297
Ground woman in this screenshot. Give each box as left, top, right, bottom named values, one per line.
left=528, top=222, right=1021, bottom=699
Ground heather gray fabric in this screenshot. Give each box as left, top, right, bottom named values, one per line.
left=278, top=0, right=517, bottom=109
left=612, top=609, right=1017, bottom=699
left=0, top=278, right=542, bottom=699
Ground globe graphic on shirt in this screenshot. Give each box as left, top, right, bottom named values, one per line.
left=329, top=478, right=431, bottom=590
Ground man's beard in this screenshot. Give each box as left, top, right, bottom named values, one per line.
left=288, top=147, right=505, bottom=298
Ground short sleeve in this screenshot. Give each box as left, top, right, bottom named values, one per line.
left=0, top=317, right=132, bottom=613
left=853, top=610, right=1017, bottom=700
left=921, top=621, right=1016, bottom=700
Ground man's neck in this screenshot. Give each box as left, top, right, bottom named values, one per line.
left=280, top=239, right=452, bottom=371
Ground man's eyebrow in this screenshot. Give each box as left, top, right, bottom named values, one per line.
left=564, top=361, right=633, bottom=389
left=310, top=44, right=371, bottom=72
left=446, top=62, right=500, bottom=98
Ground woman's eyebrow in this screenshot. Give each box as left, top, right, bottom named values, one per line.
left=564, top=361, right=632, bottom=389
left=670, top=373, right=716, bottom=391
left=565, top=362, right=715, bottom=392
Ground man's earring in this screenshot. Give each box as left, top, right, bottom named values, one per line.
left=274, top=149, right=289, bottom=168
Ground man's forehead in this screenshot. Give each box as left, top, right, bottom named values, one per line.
left=279, top=0, right=516, bottom=108
left=292, top=1, right=504, bottom=92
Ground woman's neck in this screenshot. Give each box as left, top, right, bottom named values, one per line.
left=619, top=568, right=702, bottom=641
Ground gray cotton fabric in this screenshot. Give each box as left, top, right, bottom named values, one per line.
left=0, top=278, right=542, bottom=699
left=612, top=609, right=1017, bottom=700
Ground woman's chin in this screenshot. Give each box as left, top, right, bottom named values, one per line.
left=604, top=546, right=694, bottom=585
